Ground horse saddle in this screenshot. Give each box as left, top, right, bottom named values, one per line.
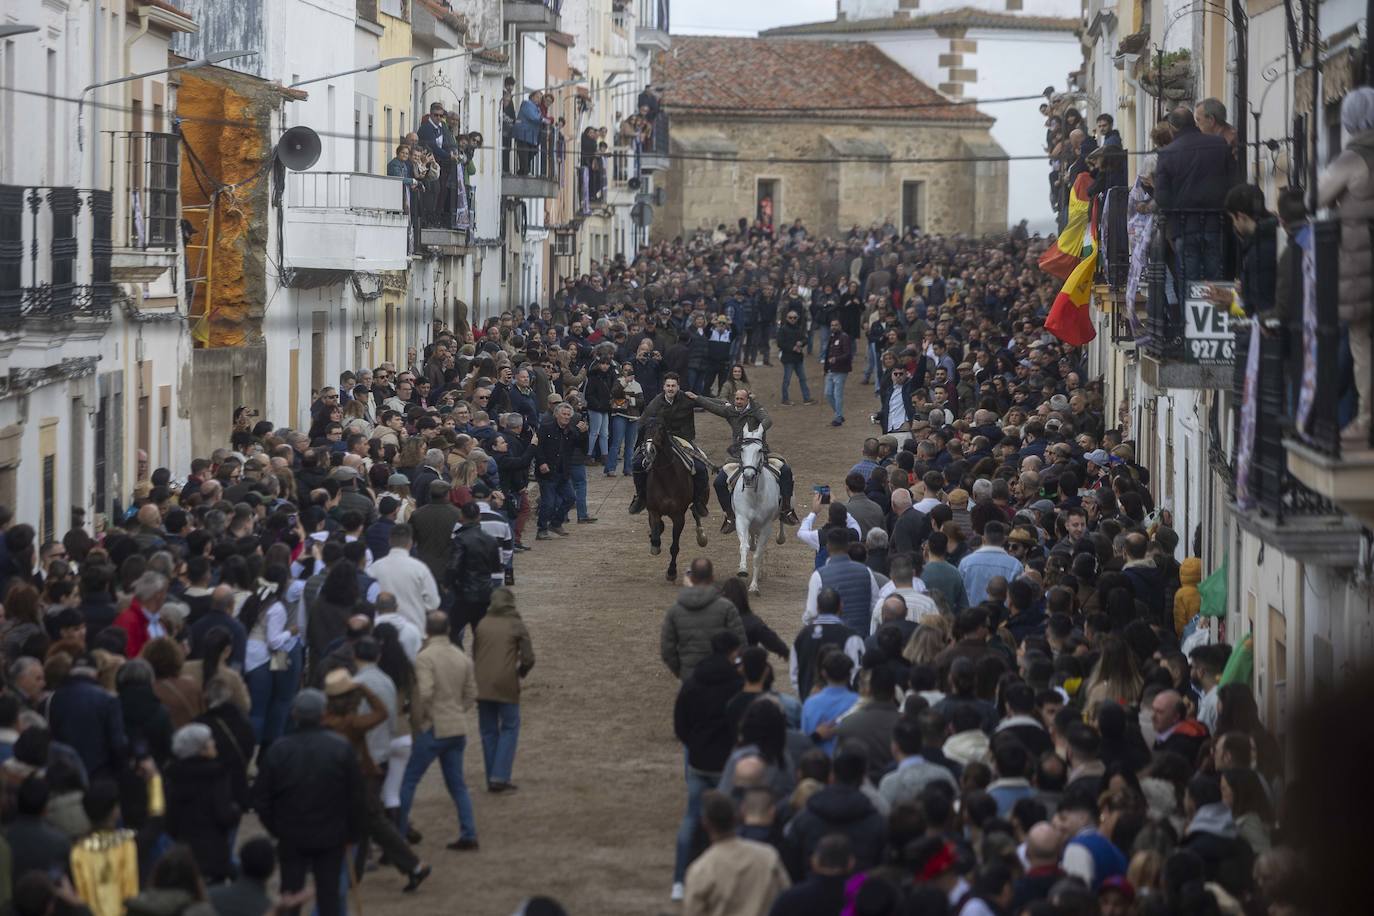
left=644, top=436, right=709, bottom=473
left=723, top=455, right=785, bottom=489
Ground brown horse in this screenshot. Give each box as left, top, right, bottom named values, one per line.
left=644, top=421, right=707, bottom=581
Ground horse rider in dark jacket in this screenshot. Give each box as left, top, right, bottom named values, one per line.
left=688, top=387, right=798, bottom=531
left=629, top=372, right=711, bottom=519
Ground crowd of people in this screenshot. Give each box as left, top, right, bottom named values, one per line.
left=0, top=200, right=1345, bottom=916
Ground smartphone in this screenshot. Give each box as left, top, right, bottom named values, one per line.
left=814, top=485, right=831, bottom=504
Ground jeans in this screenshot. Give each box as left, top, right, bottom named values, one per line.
left=570, top=463, right=590, bottom=520
left=398, top=730, right=476, bottom=841
left=865, top=341, right=879, bottom=383
left=537, top=476, right=574, bottom=530
left=477, top=701, right=521, bottom=784
left=607, top=416, right=637, bottom=474
left=673, top=761, right=719, bottom=883
left=246, top=642, right=302, bottom=749
left=587, top=410, right=609, bottom=459
left=687, top=368, right=709, bottom=395
left=781, top=362, right=812, bottom=402
left=825, top=371, right=848, bottom=419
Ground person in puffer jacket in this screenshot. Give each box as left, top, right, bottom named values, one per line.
left=1174, top=557, right=1202, bottom=637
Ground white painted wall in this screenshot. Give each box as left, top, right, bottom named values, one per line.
left=839, top=0, right=1085, bottom=21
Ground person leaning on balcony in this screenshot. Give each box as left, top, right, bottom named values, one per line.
left=387, top=145, right=416, bottom=213
left=1318, top=87, right=1374, bottom=442
left=513, top=91, right=545, bottom=177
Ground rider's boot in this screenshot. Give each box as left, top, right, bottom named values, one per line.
left=778, top=464, right=799, bottom=524
left=779, top=502, right=799, bottom=525
left=721, top=514, right=736, bottom=534
left=629, top=470, right=647, bottom=515
left=692, top=468, right=710, bottom=520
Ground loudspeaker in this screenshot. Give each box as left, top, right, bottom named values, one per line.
left=276, top=126, right=322, bottom=171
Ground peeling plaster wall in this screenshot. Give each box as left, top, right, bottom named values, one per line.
left=177, top=70, right=277, bottom=347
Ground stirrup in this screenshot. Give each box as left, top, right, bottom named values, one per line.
left=628, top=495, right=646, bottom=515
left=781, top=507, right=799, bottom=525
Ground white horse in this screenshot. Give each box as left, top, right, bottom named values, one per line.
left=731, top=421, right=785, bottom=593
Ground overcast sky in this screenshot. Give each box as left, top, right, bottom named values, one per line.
left=671, top=0, right=838, bottom=35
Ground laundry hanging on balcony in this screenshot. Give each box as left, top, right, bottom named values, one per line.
left=1038, top=172, right=1095, bottom=281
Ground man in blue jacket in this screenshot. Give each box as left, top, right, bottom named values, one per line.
left=513, top=90, right=546, bottom=176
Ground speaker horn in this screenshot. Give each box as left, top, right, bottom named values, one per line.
left=276, top=126, right=322, bottom=171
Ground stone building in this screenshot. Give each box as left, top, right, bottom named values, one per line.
left=760, top=4, right=1081, bottom=232
left=651, top=36, right=1008, bottom=241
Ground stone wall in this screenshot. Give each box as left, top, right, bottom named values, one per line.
left=654, top=116, right=1008, bottom=241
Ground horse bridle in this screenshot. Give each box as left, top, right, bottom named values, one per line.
left=739, top=435, right=766, bottom=489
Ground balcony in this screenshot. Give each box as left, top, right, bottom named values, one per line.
left=640, top=112, right=669, bottom=172
left=412, top=0, right=462, bottom=49
left=1280, top=217, right=1374, bottom=530
left=501, top=126, right=562, bottom=199
left=636, top=0, right=670, bottom=49
left=504, top=0, right=561, bottom=32
left=0, top=185, right=114, bottom=331
left=415, top=177, right=474, bottom=254
left=282, top=172, right=409, bottom=273
left=1138, top=209, right=1238, bottom=389
left=108, top=131, right=180, bottom=284
left=1227, top=312, right=1366, bottom=567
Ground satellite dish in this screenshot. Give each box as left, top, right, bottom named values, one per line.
left=276, top=126, right=322, bottom=171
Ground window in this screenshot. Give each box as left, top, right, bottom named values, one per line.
left=901, top=181, right=924, bottom=234
left=354, top=108, right=362, bottom=171
left=385, top=106, right=393, bottom=150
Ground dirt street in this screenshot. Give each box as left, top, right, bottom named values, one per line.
left=358, top=364, right=874, bottom=915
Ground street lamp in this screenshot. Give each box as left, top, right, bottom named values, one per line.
left=289, top=55, right=420, bottom=88
left=77, top=48, right=258, bottom=150
left=0, top=24, right=39, bottom=39
left=409, top=40, right=516, bottom=76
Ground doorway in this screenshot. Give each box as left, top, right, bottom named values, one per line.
left=901, top=181, right=925, bottom=233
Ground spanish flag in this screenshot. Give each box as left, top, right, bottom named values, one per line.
left=1038, top=172, right=1095, bottom=280
left=1045, top=249, right=1098, bottom=346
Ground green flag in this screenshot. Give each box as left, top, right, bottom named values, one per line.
left=1198, top=554, right=1228, bottom=618
left=1220, top=635, right=1254, bottom=686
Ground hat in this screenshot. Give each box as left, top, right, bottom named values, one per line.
left=1030, top=498, right=1057, bottom=516
left=324, top=669, right=359, bottom=697
left=159, top=601, right=189, bottom=628
left=1085, top=448, right=1111, bottom=468
left=1008, top=527, right=1037, bottom=545
left=878, top=435, right=900, bottom=450
left=1044, top=418, right=1063, bottom=433
left=329, top=466, right=359, bottom=481
left=387, top=473, right=411, bottom=487
left=1018, top=358, right=1034, bottom=368
left=1048, top=394, right=1070, bottom=413
left=947, top=488, right=969, bottom=508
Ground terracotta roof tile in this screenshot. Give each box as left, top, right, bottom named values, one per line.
left=655, top=36, right=991, bottom=123
left=761, top=8, right=1081, bottom=37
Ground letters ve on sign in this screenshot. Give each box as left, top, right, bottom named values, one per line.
left=1184, top=283, right=1235, bottom=365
